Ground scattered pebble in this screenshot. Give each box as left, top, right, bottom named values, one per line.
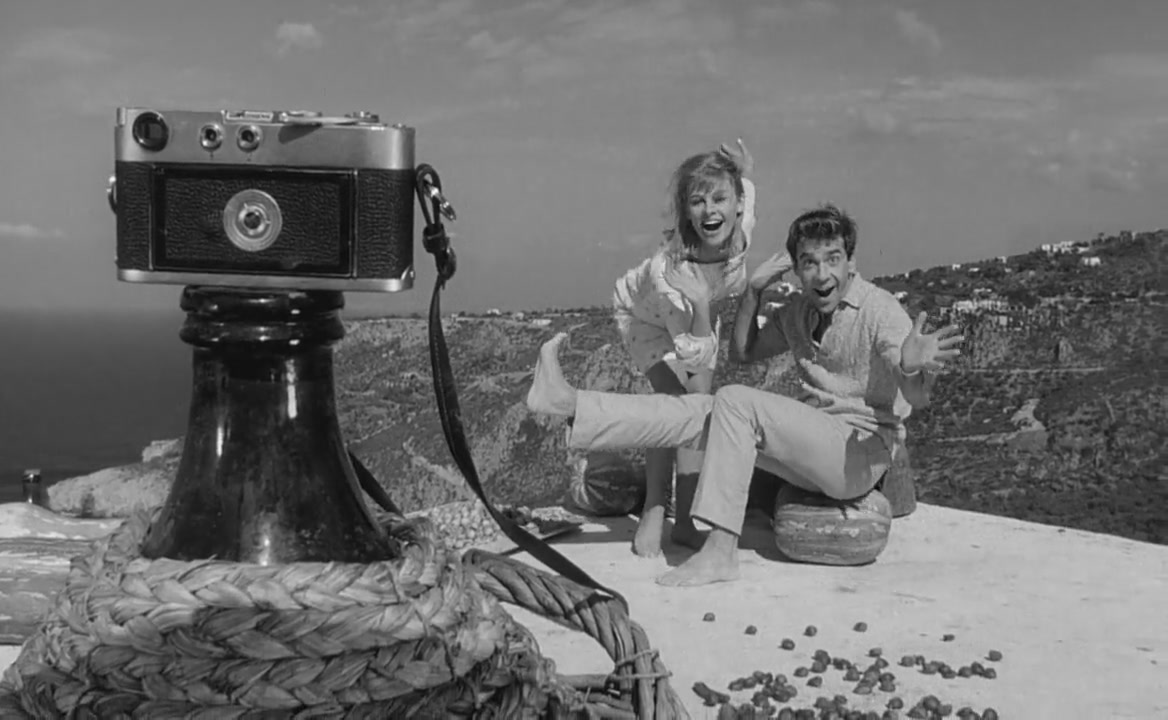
left=703, top=612, right=716, bottom=622
left=691, top=624, right=1004, bottom=718
left=942, top=633, right=956, bottom=642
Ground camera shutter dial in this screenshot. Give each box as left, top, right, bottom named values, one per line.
left=223, top=189, right=282, bottom=252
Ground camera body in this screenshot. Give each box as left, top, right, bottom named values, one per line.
left=111, top=108, right=417, bottom=292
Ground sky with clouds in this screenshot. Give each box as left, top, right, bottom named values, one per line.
left=1, top=0, right=1166, bottom=316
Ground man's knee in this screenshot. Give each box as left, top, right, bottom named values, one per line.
left=713, top=383, right=755, bottom=406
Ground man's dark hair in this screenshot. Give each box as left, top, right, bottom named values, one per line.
left=785, top=203, right=857, bottom=260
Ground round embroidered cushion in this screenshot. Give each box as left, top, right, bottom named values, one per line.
left=772, top=485, right=893, bottom=566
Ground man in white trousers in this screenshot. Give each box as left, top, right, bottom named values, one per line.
left=527, top=204, right=964, bottom=586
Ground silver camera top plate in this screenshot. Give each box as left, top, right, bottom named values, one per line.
left=114, top=108, right=415, bottom=170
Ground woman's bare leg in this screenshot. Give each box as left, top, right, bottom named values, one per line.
left=634, top=362, right=689, bottom=557
left=671, top=366, right=713, bottom=550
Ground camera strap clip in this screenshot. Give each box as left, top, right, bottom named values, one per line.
left=416, top=164, right=457, bottom=283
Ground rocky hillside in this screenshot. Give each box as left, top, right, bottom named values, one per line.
left=343, top=230, right=1165, bottom=542
left=49, top=231, right=1166, bottom=544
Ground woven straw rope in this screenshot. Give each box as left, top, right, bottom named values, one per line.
left=0, top=512, right=685, bottom=719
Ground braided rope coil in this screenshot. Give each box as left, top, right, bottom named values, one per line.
left=0, top=512, right=687, bottom=719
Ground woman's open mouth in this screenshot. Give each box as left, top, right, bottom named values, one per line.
left=700, top=219, right=724, bottom=233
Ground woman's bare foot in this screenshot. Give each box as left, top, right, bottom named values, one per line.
left=669, top=518, right=705, bottom=550
left=657, top=529, right=740, bottom=587
left=526, top=333, right=577, bottom=417
left=632, top=505, right=666, bottom=557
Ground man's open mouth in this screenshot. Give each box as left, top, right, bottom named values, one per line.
left=813, top=286, right=834, bottom=298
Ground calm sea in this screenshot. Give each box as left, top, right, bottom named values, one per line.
left=0, top=311, right=191, bottom=504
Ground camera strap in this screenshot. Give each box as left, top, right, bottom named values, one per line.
left=390, top=165, right=628, bottom=611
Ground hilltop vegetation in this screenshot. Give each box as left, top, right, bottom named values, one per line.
left=338, top=230, right=1165, bottom=544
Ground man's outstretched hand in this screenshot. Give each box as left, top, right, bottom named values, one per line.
left=748, top=252, right=793, bottom=293
left=901, top=311, right=965, bottom=374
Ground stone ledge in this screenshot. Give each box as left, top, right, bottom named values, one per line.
left=2, top=504, right=1165, bottom=718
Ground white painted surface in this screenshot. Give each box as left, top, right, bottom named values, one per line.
left=3, top=504, right=1166, bottom=718
left=508, top=505, right=1168, bottom=719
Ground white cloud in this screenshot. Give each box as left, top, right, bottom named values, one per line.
left=750, top=0, right=838, bottom=26
left=893, top=9, right=942, bottom=55
left=0, top=223, right=64, bottom=241
left=4, top=27, right=117, bottom=68
left=275, top=22, right=324, bottom=56
left=465, top=30, right=523, bottom=61
left=845, top=75, right=1059, bottom=143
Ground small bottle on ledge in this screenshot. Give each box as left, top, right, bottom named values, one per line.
left=22, top=469, right=46, bottom=507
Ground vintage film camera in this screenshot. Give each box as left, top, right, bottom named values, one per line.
left=109, top=108, right=417, bottom=291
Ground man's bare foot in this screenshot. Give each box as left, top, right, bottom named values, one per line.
left=670, top=520, right=705, bottom=550
left=526, top=333, right=577, bottom=417
left=656, top=530, right=739, bottom=587
left=632, top=506, right=666, bottom=557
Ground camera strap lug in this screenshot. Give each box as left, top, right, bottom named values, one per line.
left=409, top=164, right=628, bottom=611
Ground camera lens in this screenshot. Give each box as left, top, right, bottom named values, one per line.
left=241, top=206, right=266, bottom=232
left=131, top=111, right=169, bottom=151
left=199, top=124, right=223, bottom=151
left=237, top=125, right=263, bottom=152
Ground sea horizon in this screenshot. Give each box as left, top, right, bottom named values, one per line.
left=0, top=308, right=191, bottom=504
left=0, top=304, right=472, bottom=505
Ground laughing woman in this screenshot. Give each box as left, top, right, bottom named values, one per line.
left=610, top=139, right=763, bottom=557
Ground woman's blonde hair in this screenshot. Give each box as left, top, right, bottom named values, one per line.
left=667, top=151, right=746, bottom=255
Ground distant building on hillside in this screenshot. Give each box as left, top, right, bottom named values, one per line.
left=1041, top=240, right=1092, bottom=255
left=951, top=298, right=1009, bottom=314
left=1081, top=256, right=1102, bottom=267
left=996, top=255, right=1007, bottom=263
left=894, top=290, right=909, bottom=302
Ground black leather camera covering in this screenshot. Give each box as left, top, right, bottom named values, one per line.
left=114, top=162, right=414, bottom=280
